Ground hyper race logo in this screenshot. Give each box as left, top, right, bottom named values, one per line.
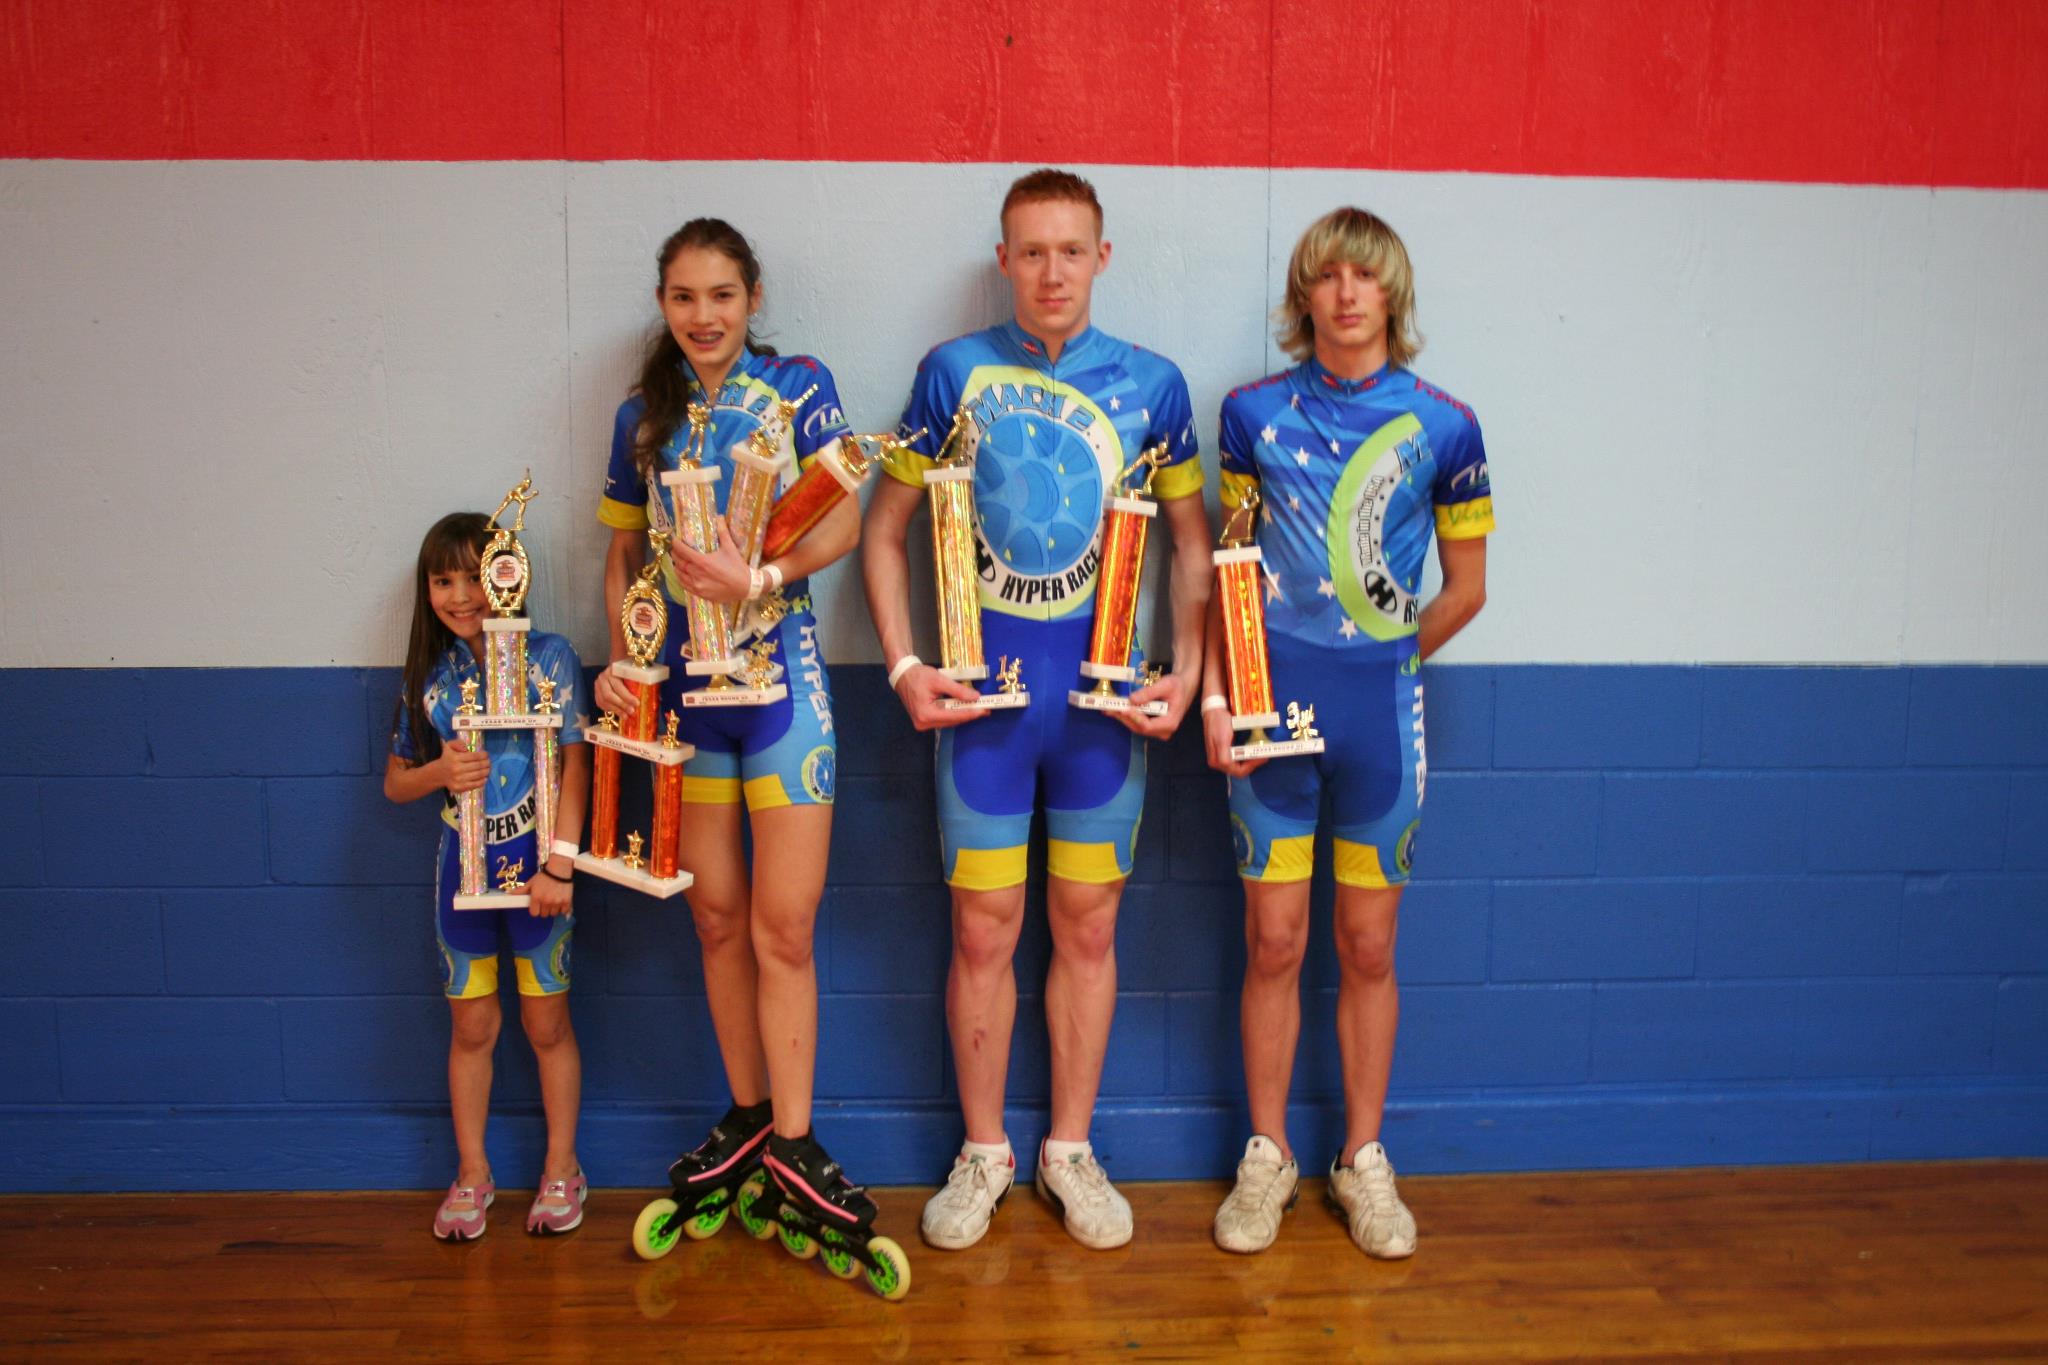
left=958, top=373, right=1124, bottom=618
left=1327, top=414, right=1432, bottom=642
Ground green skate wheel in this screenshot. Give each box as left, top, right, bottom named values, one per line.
left=777, top=1212, right=817, bottom=1260
left=737, top=1173, right=775, bottom=1240
left=631, top=1197, right=683, bottom=1262
left=820, top=1228, right=859, bottom=1280
left=865, top=1234, right=911, bottom=1301
left=685, top=1185, right=731, bottom=1240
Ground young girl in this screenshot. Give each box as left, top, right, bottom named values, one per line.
left=385, top=512, right=594, bottom=1240
left=595, top=220, right=883, bottom=1258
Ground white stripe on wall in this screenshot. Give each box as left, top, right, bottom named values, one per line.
left=3, top=161, right=2043, bottom=667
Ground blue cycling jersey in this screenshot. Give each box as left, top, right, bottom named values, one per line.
left=886, top=321, right=1204, bottom=624
left=1218, top=358, right=1492, bottom=653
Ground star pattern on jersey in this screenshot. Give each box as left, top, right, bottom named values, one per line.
left=1317, top=577, right=1336, bottom=598
left=1338, top=616, right=1360, bottom=640
left=1290, top=393, right=1301, bottom=408
left=1263, top=565, right=1285, bottom=603
left=1261, top=423, right=1278, bottom=444
left=1109, top=395, right=1121, bottom=411
left=1329, top=438, right=1341, bottom=453
left=1288, top=494, right=1301, bottom=512
left=1294, top=447, right=1311, bottom=467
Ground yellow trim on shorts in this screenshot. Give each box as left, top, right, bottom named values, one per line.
left=598, top=495, right=649, bottom=530
left=743, top=774, right=792, bottom=812
left=450, top=955, right=498, bottom=1000
left=682, top=775, right=742, bottom=805
left=1046, top=838, right=1127, bottom=885
left=1220, top=469, right=1260, bottom=510
left=948, top=845, right=1027, bottom=891
left=1152, top=459, right=1206, bottom=502
left=1435, top=496, right=1494, bottom=540
left=1248, top=833, right=1315, bottom=883
left=1334, top=839, right=1392, bottom=889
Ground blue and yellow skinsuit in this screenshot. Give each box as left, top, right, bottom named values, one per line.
left=393, top=633, right=591, bottom=998
left=599, top=350, right=851, bottom=812
left=886, top=321, right=1204, bottom=890
left=1217, top=358, right=1493, bottom=888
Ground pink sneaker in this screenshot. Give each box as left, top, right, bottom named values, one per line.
left=433, top=1179, right=494, bottom=1242
left=527, top=1169, right=588, bottom=1235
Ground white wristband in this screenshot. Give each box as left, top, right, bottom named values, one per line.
left=887, top=655, right=923, bottom=688
left=550, top=839, right=580, bottom=860
left=761, top=562, right=784, bottom=595
left=1200, top=694, right=1230, bottom=714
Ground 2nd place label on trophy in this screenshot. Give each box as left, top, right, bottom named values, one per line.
left=454, top=712, right=565, bottom=732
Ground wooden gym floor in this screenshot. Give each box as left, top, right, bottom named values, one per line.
left=8, top=1161, right=2046, bottom=1362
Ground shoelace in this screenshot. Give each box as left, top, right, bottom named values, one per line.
left=1225, top=1157, right=1286, bottom=1217
left=937, top=1156, right=994, bottom=1210
left=1061, top=1156, right=1117, bottom=1211
left=1358, top=1161, right=1400, bottom=1217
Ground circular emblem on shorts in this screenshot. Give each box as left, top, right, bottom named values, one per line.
left=551, top=934, right=572, bottom=987
left=800, top=744, right=836, bottom=803
left=438, top=945, right=456, bottom=994
left=1230, top=813, right=1254, bottom=871
left=1394, top=819, right=1421, bottom=876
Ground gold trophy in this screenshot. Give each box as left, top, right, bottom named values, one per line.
left=925, top=406, right=1029, bottom=712
left=451, top=474, right=568, bottom=909
left=577, top=531, right=694, bottom=900
left=1215, top=490, right=1325, bottom=762
left=1068, top=443, right=1170, bottom=718
left=659, top=402, right=788, bottom=708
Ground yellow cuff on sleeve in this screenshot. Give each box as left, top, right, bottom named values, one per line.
left=1435, top=496, right=1494, bottom=540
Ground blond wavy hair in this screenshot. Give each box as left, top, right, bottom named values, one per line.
left=1274, top=207, right=1422, bottom=366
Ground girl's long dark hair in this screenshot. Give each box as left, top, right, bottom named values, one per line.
left=632, top=218, right=777, bottom=479
left=393, top=512, right=492, bottom=768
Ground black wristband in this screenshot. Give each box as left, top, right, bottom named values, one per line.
left=536, top=864, right=573, bottom=884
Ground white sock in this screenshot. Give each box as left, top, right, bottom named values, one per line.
left=1042, top=1137, right=1092, bottom=1166
left=962, top=1137, right=1013, bottom=1165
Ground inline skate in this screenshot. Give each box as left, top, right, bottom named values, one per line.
left=762, top=1131, right=911, bottom=1300
left=631, top=1099, right=776, bottom=1260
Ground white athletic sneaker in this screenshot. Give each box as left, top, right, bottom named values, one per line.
left=1212, top=1135, right=1300, bottom=1253
left=920, top=1149, right=1016, bottom=1250
left=1325, top=1141, right=1417, bottom=1259
left=1036, top=1144, right=1134, bottom=1250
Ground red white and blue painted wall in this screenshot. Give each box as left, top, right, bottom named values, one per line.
left=3, top=1, right=2045, bottom=1189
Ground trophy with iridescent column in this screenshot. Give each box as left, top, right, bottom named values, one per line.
left=577, top=530, right=694, bottom=900
left=660, top=402, right=787, bottom=707
left=1216, top=489, right=1325, bottom=762
left=925, top=406, right=1028, bottom=712
left=1068, top=442, right=1170, bottom=718
left=451, top=475, right=567, bottom=909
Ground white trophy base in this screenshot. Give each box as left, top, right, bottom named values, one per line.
left=452, top=890, right=532, bottom=911
left=481, top=617, right=530, bottom=634
left=586, top=728, right=693, bottom=765
left=684, top=656, right=745, bottom=677
left=941, top=663, right=990, bottom=682
left=682, top=682, right=788, bottom=708
left=1078, top=659, right=1137, bottom=684
left=1229, top=736, right=1327, bottom=761
left=610, top=661, right=671, bottom=685
left=453, top=712, right=565, bottom=733
left=574, top=852, right=693, bottom=900
left=943, top=690, right=1031, bottom=712
left=1068, top=689, right=1168, bottom=717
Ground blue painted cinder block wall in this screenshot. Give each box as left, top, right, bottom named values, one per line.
left=3, top=665, right=2044, bottom=1192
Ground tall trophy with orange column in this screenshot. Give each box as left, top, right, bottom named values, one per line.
left=1068, top=443, right=1170, bottom=718
left=576, top=529, right=694, bottom=900
left=761, top=429, right=911, bottom=563
left=1215, top=489, right=1325, bottom=762
left=451, top=475, right=567, bottom=909
left=925, top=407, right=1029, bottom=712
left=660, top=402, right=788, bottom=708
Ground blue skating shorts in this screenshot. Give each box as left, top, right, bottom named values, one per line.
left=434, top=827, right=573, bottom=999
left=936, top=613, right=1147, bottom=891
left=661, top=614, right=837, bottom=812
left=1228, top=634, right=1426, bottom=889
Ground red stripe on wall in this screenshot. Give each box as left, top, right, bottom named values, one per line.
left=5, top=0, right=2044, bottom=188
